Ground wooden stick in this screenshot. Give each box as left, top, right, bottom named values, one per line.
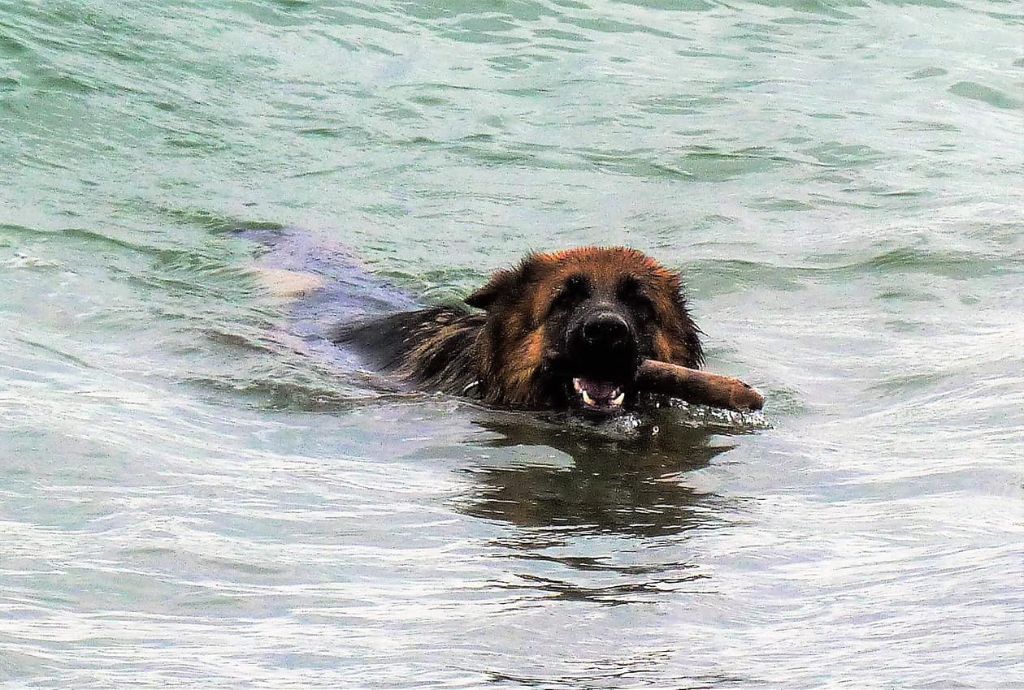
left=636, top=359, right=764, bottom=412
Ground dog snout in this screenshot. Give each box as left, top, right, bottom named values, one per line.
left=582, top=312, right=630, bottom=349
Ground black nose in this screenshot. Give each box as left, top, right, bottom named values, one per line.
left=582, top=312, right=630, bottom=348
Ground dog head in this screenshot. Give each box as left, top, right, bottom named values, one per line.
left=466, top=247, right=703, bottom=414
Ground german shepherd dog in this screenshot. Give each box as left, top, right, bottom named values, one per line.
left=335, top=247, right=703, bottom=416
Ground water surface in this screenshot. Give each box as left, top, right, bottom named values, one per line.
left=1, top=0, right=1022, bottom=687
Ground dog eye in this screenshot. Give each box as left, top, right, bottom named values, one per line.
left=550, top=274, right=589, bottom=313
left=618, top=278, right=657, bottom=323
left=565, top=274, right=588, bottom=293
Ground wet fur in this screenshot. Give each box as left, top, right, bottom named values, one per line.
left=334, top=247, right=703, bottom=410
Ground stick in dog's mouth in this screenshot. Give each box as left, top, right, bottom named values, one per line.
left=568, top=362, right=763, bottom=414
left=634, top=360, right=764, bottom=413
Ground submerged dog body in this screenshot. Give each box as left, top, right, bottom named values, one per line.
left=335, top=247, right=703, bottom=415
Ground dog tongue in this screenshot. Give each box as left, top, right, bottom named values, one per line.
left=578, top=378, right=618, bottom=401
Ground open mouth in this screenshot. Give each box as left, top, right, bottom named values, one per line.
left=572, top=377, right=627, bottom=413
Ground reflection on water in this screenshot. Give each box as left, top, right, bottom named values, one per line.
left=455, top=414, right=738, bottom=608
left=462, top=411, right=737, bottom=538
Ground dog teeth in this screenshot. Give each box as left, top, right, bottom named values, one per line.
left=575, top=380, right=625, bottom=409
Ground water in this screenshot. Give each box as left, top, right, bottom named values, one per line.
left=2, top=1, right=1022, bottom=687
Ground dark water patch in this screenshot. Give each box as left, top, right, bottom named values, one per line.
left=675, top=47, right=746, bottom=60
left=357, top=202, right=412, bottom=218
left=895, top=118, right=960, bottom=133
left=531, top=41, right=589, bottom=55
left=948, top=80, right=1022, bottom=110
left=489, top=54, right=543, bottom=71
left=688, top=245, right=1017, bottom=302
left=439, top=29, right=530, bottom=46
left=750, top=197, right=817, bottom=211
left=485, top=666, right=758, bottom=689
left=428, top=139, right=587, bottom=172
left=36, top=72, right=102, bottom=95
left=803, top=141, right=887, bottom=167
left=182, top=372, right=380, bottom=413
left=561, top=15, right=682, bottom=39
left=746, top=44, right=799, bottom=56
left=868, top=188, right=929, bottom=199
left=154, top=207, right=285, bottom=235
left=510, top=551, right=701, bottom=576
left=318, top=6, right=410, bottom=35
left=639, top=93, right=734, bottom=115
left=0, top=32, right=31, bottom=55
left=864, top=370, right=952, bottom=395
left=573, top=146, right=794, bottom=181
left=771, top=15, right=843, bottom=26
left=15, top=337, right=96, bottom=371
left=297, top=125, right=373, bottom=139
left=164, top=133, right=230, bottom=152
left=877, top=0, right=957, bottom=6
left=876, top=287, right=941, bottom=303
left=744, top=0, right=860, bottom=19
left=533, top=27, right=592, bottom=42
left=0, top=224, right=167, bottom=257
left=289, top=164, right=355, bottom=179
left=453, top=15, right=524, bottom=34
left=907, top=66, right=948, bottom=79
left=498, top=569, right=709, bottom=605
left=613, top=0, right=715, bottom=10
left=856, top=247, right=1011, bottom=278
left=985, top=10, right=1024, bottom=25
left=806, top=246, right=1017, bottom=281
left=686, top=258, right=806, bottom=294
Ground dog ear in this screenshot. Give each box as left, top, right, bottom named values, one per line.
left=465, top=255, right=542, bottom=310
left=465, top=268, right=518, bottom=310
left=669, top=284, right=705, bottom=369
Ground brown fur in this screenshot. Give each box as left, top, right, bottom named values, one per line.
left=334, top=247, right=703, bottom=412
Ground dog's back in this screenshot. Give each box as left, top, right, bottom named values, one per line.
left=333, top=306, right=485, bottom=396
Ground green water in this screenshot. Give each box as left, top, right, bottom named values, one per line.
left=2, top=1, right=1022, bottom=687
